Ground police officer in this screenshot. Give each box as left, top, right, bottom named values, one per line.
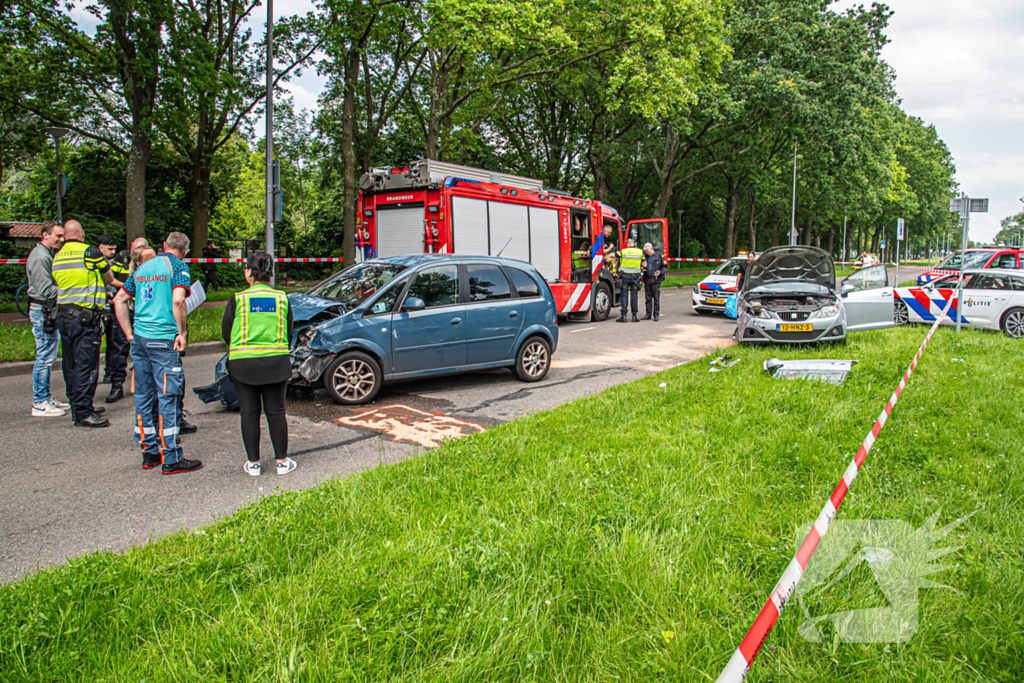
left=98, top=234, right=132, bottom=402
left=641, top=242, right=666, bottom=321
left=616, top=238, right=643, bottom=323
left=221, top=252, right=296, bottom=476
left=52, top=220, right=122, bottom=427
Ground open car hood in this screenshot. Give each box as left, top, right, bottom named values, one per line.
left=745, top=246, right=835, bottom=291
left=289, top=293, right=347, bottom=324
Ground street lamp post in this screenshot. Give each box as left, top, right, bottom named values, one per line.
left=44, top=127, right=69, bottom=224
left=789, top=139, right=798, bottom=246
left=265, top=0, right=275, bottom=286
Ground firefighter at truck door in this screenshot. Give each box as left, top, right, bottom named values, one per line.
left=617, top=238, right=643, bottom=323
left=602, top=224, right=619, bottom=276
left=98, top=234, right=131, bottom=403
left=52, top=220, right=119, bottom=427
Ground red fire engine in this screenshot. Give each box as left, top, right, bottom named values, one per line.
left=356, top=159, right=668, bottom=321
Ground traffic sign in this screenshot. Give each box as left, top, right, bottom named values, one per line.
left=969, top=198, right=989, bottom=213
left=789, top=227, right=800, bottom=241
left=880, top=240, right=886, bottom=249
left=949, top=197, right=961, bottom=213
left=897, top=218, right=904, bottom=241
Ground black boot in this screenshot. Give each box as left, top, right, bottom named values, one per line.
left=642, top=314, right=652, bottom=320
left=105, top=382, right=124, bottom=403
left=616, top=314, right=628, bottom=323
left=631, top=314, right=639, bottom=322
left=654, top=314, right=660, bottom=321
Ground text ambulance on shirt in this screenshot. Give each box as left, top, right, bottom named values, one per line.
left=121, top=253, right=191, bottom=339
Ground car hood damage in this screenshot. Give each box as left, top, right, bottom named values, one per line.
left=745, top=246, right=835, bottom=291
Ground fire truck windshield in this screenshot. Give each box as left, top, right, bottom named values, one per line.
left=306, top=262, right=409, bottom=308
left=628, top=220, right=664, bottom=252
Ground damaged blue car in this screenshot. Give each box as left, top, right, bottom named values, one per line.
left=196, top=254, right=559, bottom=407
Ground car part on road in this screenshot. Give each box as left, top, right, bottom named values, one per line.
left=763, top=358, right=858, bottom=384
left=515, top=336, right=551, bottom=382
left=325, top=351, right=383, bottom=405
left=193, top=354, right=239, bottom=410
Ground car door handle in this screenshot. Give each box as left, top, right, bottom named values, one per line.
left=451, top=317, right=463, bottom=326
left=882, top=290, right=892, bottom=297
left=509, top=310, right=519, bottom=319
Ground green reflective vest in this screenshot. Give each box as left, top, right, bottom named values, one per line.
left=619, top=247, right=643, bottom=275
left=53, top=240, right=105, bottom=309
left=229, top=284, right=290, bottom=359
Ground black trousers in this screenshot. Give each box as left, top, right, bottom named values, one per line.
left=644, top=281, right=661, bottom=317
left=203, top=268, right=218, bottom=292
left=234, top=379, right=288, bottom=462
left=58, top=315, right=103, bottom=420
left=103, top=313, right=131, bottom=384
left=619, top=277, right=640, bottom=316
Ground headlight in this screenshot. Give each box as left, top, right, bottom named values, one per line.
left=750, top=307, right=771, bottom=319
left=819, top=305, right=840, bottom=318
left=693, top=285, right=701, bottom=294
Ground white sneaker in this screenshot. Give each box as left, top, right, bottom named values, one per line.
left=48, top=398, right=70, bottom=410
left=32, top=402, right=65, bottom=417
left=276, top=457, right=297, bottom=475
left=244, top=461, right=261, bottom=477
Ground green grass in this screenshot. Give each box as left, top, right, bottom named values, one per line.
left=1, top=326, right=1021, bottom=681
left=0, top=307, right=227, bottom=363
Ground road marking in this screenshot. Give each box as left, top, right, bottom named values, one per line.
left=570, top=326, right=596, bottom=333
left=335, top=404, right=484, bottom=448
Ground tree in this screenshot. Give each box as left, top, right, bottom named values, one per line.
left=1, top=0, right=168, bottom=242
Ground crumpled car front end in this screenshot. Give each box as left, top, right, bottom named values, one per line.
left=736, top=246, right=846, bottom=344
left=289, top=293, right=351, bottom=385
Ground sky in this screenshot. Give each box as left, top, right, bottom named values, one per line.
left=69, top=0, right=1023, bottom=241
left=835, top=0, right=1024, bottom=241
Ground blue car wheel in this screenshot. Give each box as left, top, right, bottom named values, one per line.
left=325, top=350, right=383, bottom=405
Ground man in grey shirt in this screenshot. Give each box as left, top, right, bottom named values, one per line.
left=26, top=221, right=69, bottom=416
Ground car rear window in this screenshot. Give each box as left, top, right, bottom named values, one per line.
left=506, top=267, right=540, bottom=298
left=468, top=264, right=512, bottom=302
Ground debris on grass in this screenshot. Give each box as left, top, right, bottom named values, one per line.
left=763, top=358, right=858, bottom=384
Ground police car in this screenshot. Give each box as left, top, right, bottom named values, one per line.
left=893, top=269, right=1024, bottom=337
left=915, top=248, right=1023, bottom=285
left=691, top=256, right=749, bottom=314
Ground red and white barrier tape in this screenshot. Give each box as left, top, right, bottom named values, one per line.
left=0, top=257, right=346, bottom=265
left=715, top=291, right=957, bottom=683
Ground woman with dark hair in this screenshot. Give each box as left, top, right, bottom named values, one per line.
left=221, top=252, right=296, bottom=475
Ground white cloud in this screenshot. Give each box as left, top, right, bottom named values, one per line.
left=833, top=0, right=1024, bottom=240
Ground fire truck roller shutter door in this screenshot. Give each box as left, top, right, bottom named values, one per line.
left=452, top=196, right=490, bottom=255
left=529, top=206, right=559, bottom=283
left=487, top=201, right=530, bottom=261
left=376, top=206, right=426, bottom=258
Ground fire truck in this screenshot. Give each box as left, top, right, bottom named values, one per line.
left=356, top=159, right=669, bottom=321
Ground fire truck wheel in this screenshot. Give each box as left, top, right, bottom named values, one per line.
left=592, top=282, right=612, bottom=322
left=324, top=351, right=383, bottom=405
left=515, top=336, right=551, bottom=382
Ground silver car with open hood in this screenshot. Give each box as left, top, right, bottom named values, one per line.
left=736, top=246, right=894, bottom=344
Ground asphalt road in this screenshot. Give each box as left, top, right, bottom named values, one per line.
left=0, top=287, right=734, bottom=582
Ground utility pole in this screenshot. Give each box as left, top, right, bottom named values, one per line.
left=264, top=0, right=276, bottom=286
left=949, top=193, right=989, bottom=332
left=841, top=211, right=847, bottom=264
left=676, top=209, right=683, bottom=260
left=44, top=127, right=69, bottom=224
left=789, top=139, right=798, bottom=246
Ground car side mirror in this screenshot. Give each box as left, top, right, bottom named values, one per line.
left=840, top=283, right=855, bottom=297
left=402, top=297, right=426, bottom=312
